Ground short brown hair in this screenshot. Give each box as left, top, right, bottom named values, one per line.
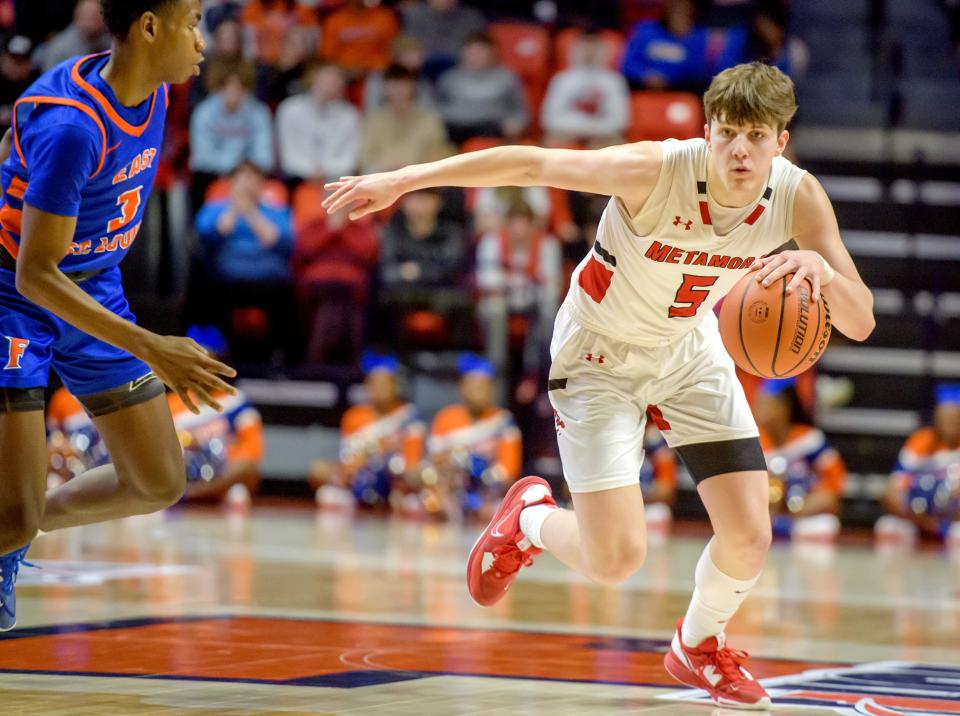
left=703, top=62, right=797, bottom=132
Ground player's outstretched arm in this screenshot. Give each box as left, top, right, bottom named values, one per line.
left=323, top=141, right=663, bottom=220
left=16, top=205, right=237, bottom=413
left=751, top=174, right=875, bottom=342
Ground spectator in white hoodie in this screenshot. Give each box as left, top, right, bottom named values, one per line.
left=276, top=63, right=360, bottom=185
left=540, top=30, right=630, bottom=148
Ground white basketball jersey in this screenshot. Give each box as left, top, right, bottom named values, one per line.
left=564, top=138, right=807, bottom=347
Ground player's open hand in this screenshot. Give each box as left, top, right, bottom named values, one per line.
left=749, top=250, right=828, bottom=302
left=322, top=172, right=404, bottom=220
left=140, top=334, right=238, bottom=414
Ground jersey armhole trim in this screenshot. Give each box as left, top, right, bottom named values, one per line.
left=12, top=96, right=108, bottom=179
left=613, top=140, right=676, bottom=230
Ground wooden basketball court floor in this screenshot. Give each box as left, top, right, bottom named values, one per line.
left=1, top=505, right=959, bottom=715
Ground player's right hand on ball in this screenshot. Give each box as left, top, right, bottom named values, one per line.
left=140, top=334, right=238, bottom=414
left=322, top=172, right=403, bottom=221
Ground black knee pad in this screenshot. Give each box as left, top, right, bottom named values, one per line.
left=677, top=437, right=767, bottom=484
left=77, top=373, right=165, bottom=418
left=0, top=387, right=45, bottom=413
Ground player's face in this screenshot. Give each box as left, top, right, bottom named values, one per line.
left=706, top=120, right=788, bottom=189
left=154, top=0, right=206, bottom=84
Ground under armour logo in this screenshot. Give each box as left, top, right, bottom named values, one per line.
left=584, top=353, right=605, bottom=364
left=673, top=216, right=693, bottom=231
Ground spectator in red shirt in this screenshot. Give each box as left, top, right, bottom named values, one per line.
left=241, top=0, right=318, bottom=69
left=292, top=203, right=378, bottom=365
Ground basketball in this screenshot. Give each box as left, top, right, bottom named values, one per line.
left=718, top=271, right=832, bottom=379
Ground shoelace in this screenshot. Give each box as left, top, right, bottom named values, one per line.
left=712, top=646, right=751, bottom=683
left=0, top=548, right=34, bottom=596
left=489, top=544, right=535, bottom=579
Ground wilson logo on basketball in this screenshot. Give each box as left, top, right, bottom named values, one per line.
left=790, top=286, right=811, bottom=354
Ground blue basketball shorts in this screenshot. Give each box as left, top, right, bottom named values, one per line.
left=0, top=265, right=151, bottom=396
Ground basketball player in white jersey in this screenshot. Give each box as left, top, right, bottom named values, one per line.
left=323, top=63, right=875, bottom=709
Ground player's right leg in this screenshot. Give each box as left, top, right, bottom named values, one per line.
left=468, top=310, right=651, bottom=605
left=0, top=277, right=61, bottom=629
left=0, top=389, right=49, bottom=630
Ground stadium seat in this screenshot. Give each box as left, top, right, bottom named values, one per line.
left=488, top=22, right=552, bottom=125
left=627, top=91, right=704, bottom=142
left=292, top=181, right=327, bottom=231
left=204, top=176, right=290, bottom=207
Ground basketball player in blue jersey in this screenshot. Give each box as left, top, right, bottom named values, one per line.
left=0, top=0, right=236, bottom=631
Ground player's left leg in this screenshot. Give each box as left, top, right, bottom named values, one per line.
left=40, top=378, right=186, bottom=531
left=40, top=270, right=187, bottom=530
left=663, top=467, right=773, bottom=710
left=653, top=318, right=773, bottom=709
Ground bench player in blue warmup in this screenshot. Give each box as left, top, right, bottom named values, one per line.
left=0, top=0, right=236, bottom=630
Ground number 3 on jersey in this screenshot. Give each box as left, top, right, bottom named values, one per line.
left=669, top=274, right=718, bottom=318
left=107, top=185, right=143, bottom=233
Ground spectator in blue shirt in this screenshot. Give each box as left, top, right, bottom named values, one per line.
left=194, top=161, right=298, bottom=363
left=189, top=65, right=275, bottom=211
left=196, top=161, right=293, bottom=283
left=621, top=0, right=712, bottom=94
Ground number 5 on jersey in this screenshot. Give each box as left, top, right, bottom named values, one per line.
left=107, top=185, right=143, bottom=233
left=669, top=274, right=718, bottom=318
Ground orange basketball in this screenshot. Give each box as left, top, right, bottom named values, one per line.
left=718, top=271, right=832, bottom=379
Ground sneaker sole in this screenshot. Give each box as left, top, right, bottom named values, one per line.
left=466, top=476, right=549, bottom=607
left=663, top=651, right=771, bottom=711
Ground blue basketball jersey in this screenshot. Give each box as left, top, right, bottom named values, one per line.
left=0, top=52, right=168, bottom=273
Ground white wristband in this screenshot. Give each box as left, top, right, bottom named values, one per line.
left=820, top=258, right=836, bottom=286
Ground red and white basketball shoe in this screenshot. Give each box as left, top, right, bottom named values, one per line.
left=663, top=619, right=771, bottom=710
left=467, top=476, right=556, bottom=607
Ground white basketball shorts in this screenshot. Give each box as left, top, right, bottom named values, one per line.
left=548, top=304, right=761, bottom=494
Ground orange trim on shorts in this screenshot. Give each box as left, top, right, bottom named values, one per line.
left=0, top=228, right=19, bottom=259
left=13, top=95, right=108, bottom=178
left=70, top=54, right=157, bottom=138
left=0, top=204, right=22, bottom=235
left=5, top=177, right=26, bottom=201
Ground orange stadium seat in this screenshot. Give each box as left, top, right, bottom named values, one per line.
left=204, top=177, right=290, bottom=207
left=292, top=180, right=327, bottom=232
left=627, top=91, right=704, bottom=142
left=553, top=28, right=626, bottom=71
left=488, top=22, right=552, bottom=127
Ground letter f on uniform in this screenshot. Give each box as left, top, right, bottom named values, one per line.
left=4, top=337, right=29, bottom=370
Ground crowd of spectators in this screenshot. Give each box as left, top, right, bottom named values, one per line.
left=0, top=0, right=803, bottom=384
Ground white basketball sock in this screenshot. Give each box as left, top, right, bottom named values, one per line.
left=519, top=504, right=558, bottom=549
left=681, top=540, right=760, bottom=648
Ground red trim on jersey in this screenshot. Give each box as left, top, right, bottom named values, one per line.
left=0, top=205, right=22, bottom=235
left=698, top=201, right=711, bottom=225
left=0, top=228, right=19, bottom=258
left=578, top=256, right=614, bottom=304
left=70, top=54, right=158, bottom=138
left=647, top=405, right=671, bottom=431
left=12, top=95, right=108, bottom=178
left=5, top=177, right=27, bottom=200
left=744, top=204, right=766, bottom=225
